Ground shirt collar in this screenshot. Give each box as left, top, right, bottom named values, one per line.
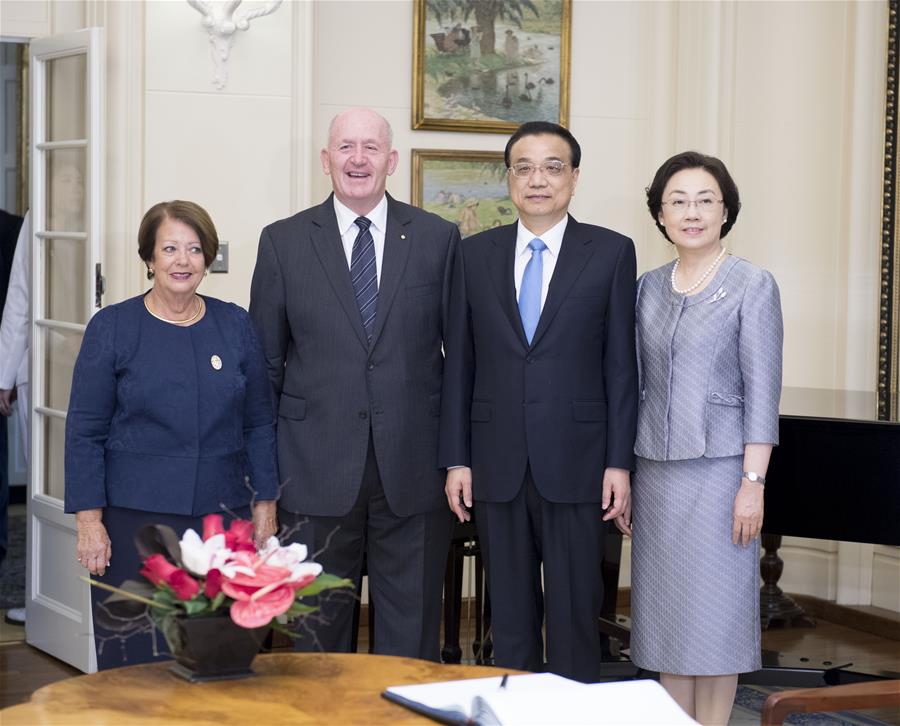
left=333, top=194, right=388, bottom=237
left=516, top=215, right=568, bottom=258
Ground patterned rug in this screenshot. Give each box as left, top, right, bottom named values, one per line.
left=731, top=684, right=894, bottom=726
left=0, top=513, right=25, bottom=609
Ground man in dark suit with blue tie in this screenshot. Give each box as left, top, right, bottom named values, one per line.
left=250, top=108, right=459, bottom=660
left=439, top=122, right=638, bottom=682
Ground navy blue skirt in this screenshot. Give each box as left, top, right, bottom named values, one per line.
left=90, top=505, right=249, bottom=670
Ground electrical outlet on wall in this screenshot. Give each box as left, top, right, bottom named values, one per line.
left=211, top=241, right=228, bottom=273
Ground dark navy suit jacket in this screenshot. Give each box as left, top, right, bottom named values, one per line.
left=439, top=216, right=638, bottom=503
left=64, top=295, right=278, bottom=516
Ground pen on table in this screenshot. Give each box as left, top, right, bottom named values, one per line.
left=499, top=674, right=509, bottom=689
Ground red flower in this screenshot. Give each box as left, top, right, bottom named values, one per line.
left=140, top=554, right=179, bottom=586
left=204, top=568, right=223, bottom=598
left=202, top=514, right=225, bottom=541
left=225, top=519, right=256, bottom=553
left=166, top=569, right=200, bottom=600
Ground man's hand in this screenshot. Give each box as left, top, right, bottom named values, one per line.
left=252, top=500, right=279, bottom=550
left=75, top=509, right=112, bottom=577
left=0, top=388, right=15, bottom=417
left=445, top=467, right=473, bottom=523
left=601, top=467, right=632, bottom=536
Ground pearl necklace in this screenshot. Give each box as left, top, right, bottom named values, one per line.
left=670, top=245, right=727, bottom=295
left=144, top=294, right=204, bottom=325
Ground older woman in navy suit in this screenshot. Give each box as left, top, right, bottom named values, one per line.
left=65, top=201, right=279, bottom=669
left=630, top=152, right=783, bottom=725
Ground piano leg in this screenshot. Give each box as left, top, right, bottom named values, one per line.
left=760, top=534, right=816, bottom=629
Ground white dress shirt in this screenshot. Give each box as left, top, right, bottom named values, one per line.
left=333, top=195, right=387, bottom=286
left=0, top=210, right=30, bottom=389
left=514, top=215, right=568, bottom=311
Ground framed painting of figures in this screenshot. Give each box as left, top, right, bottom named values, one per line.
left=411, top=149, right=515, bottom=237
left=412, top=0, right=571, bottom=133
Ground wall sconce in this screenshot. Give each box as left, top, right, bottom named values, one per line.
left=186, top=0, right=283, bottom=90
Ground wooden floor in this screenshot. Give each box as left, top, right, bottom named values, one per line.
left=2, top=608, right=899, bottom=717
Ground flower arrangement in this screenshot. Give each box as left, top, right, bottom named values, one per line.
left=85, top=514, right=352, bottom=640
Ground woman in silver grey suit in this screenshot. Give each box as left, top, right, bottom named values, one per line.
left=630, top=151, right=783, bottom=726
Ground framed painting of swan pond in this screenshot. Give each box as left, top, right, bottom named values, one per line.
left=411, top=149, right=514, bottom=237
left=412, top=0, right=571, bottom=133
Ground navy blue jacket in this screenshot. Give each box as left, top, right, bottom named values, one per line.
left=64, top=295, right=278, bottom=515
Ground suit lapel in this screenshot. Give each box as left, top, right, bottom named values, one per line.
left=486, top=224, right=528, bottom=347
left=529, top=216, right=595, bottom=349
left=369, top=194, right=412, bottom=348
left=310, top=196, right=369, bottom=350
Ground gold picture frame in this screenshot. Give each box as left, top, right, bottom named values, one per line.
left=412, top=0, right=571, bottom=133
left=879, top=0, right=900, bottom=421
left=411, top=149, right=514, bottom=237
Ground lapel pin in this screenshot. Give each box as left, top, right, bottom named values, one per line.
left=400, top=234, right=406, bottom=240
left=211, top=355, right=223, bottom=370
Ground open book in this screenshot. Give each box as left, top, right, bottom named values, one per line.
left=383, top=673, right=698, bottom=725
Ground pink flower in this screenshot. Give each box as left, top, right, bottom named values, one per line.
left=140, top=554, right=179, bottom=586
left=202, top=514, right=226, bottom=541
left=225, top=520, right=256, bottom=553
left=204, top=568, right=223, bottom=598
left=221, top=563, right=303, bottom=628
left=166, top=569, right=200, bottom=600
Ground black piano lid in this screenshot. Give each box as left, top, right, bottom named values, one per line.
left=764, top=387, right=900, bottom=546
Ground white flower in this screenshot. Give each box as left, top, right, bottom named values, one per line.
left=179, top=529, right=229, bottom=576
left=259, top=539, right=322, bottom=582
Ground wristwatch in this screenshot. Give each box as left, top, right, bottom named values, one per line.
left=742, top=471, right=766, bottom=485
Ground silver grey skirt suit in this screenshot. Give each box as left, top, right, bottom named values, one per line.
left=630, top=256, right=783, bottom=675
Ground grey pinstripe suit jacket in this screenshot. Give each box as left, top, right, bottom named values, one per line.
left=634, top=256, right=783, bottom=461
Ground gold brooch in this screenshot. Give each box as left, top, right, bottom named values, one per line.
left=210, top=355, right=222, bottom=370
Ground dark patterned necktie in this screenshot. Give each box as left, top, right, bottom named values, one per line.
left=350, top=216, right=378, bottom=341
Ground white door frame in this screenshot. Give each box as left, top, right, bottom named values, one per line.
left=27, top=26, right=104, bottom=673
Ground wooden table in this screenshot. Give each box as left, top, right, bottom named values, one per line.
left=1, top=652, right=520, bottom=724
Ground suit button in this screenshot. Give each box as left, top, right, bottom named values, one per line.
left=367, top=362, right=375, bottom=370
left=526, top=356, right=535, bottom=364
left=358, top=411, right=368, bottom=419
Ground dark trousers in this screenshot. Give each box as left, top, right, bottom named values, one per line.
left=0, top=415, right=7, bottom=564
left=475, top=465, right=607, bottom=683
left=280, top=436, right=453, bottom=661
left=91, top=505, right=249, bottom=670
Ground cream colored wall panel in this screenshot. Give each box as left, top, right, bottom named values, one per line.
left=51, top=0, right=84, bottom=34
left=569, top=0, right=647, bottom=121
left=779, top=545, right=836, bottom=600
left=567, top=116, right=649, bottom=266
left=145, top=91, right=292, bottom=309
left=145, top=0, right=292, bottom=97
left=315, top=1, right=410, bottom=109
left=871, top=547, right=900, bottom=613
left=1, top=0, right=50, bottom=37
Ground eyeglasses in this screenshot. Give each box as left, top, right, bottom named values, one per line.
left=508, top=161, right=569, bottom=178
left=661, top=197, right=724, bottom=214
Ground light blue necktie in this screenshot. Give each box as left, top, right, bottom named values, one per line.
left=518, top=237, right=547, bottom=344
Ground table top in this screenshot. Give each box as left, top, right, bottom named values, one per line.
left=1, top=652, right=520, bottom=725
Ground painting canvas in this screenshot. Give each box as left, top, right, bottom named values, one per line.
left=413, top=0, right=571, bottom=133
left=412, top=150, right=515, bottom=237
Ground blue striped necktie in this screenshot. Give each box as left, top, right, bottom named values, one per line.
left=351, top=216, right=378, bottom=342
left=518, top=237, right=546, bottom=344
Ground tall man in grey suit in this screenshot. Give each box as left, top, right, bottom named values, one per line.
left=250, top=108, right=459, bottom=660
left=440, top=122, right=638, bottom=682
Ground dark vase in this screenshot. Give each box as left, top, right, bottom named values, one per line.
left=164, top=614, right=269, bottom=682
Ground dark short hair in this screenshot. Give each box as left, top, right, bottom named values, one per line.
left=504, top=121, right=581, bottom=169
left=138, top=200, right=219, bottom=268
left=646, top=151, right=740, bottom=242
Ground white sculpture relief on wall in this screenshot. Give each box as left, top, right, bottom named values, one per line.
left=186, top=0, right=283, bottom=90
